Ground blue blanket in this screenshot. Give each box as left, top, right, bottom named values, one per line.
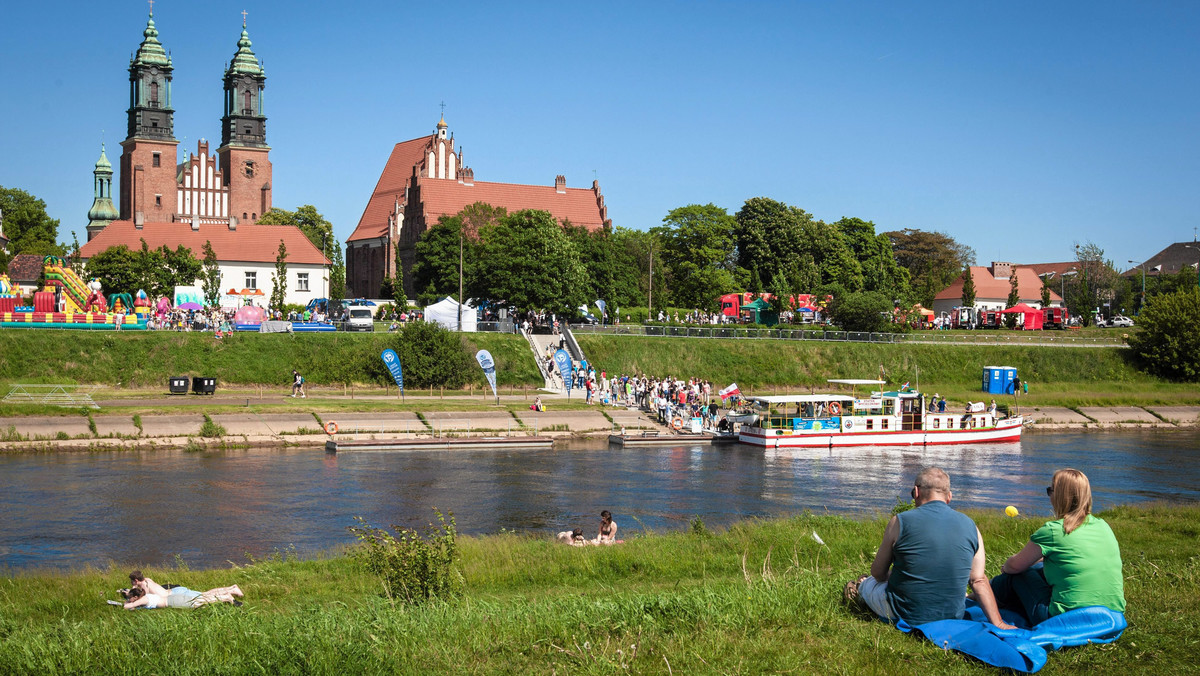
left=895, top=602, right=1126, bottom=673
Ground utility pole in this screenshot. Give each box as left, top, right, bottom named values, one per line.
left=647, top=243, right=653, bottom=321
left=457, top=231, right=463, bottom=332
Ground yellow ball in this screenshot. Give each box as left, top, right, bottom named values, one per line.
left=1005, top=505, right=1019, bottom=517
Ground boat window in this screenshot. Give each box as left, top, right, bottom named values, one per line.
left=882, top=418, right=889, bottom=430
left=866, top=418, right=874, bottom=430
left=933, top=418, right=940, bottom=429
left=883, top=400, right=896, bottom=416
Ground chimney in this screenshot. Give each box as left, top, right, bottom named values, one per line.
left=555, top=175, right=566, bottom=194
left=229, top=216, right=237, bottom=231
left=991, top=262, right=1012, bottom=280
left=134, top=212, right=144, bottom=229
left=461, top=167, right=474, bottom=186
left=191, top=218, right=199, bottom=231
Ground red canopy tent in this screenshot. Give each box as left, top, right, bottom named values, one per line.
left=1001, top=303, right=1043, bottom=330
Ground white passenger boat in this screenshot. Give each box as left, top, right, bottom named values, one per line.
left=736, top=379, right=1023, bottom=448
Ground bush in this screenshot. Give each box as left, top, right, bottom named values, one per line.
left=368, top=320, right=474, bottom=388
left=348, top=511, right=462, bottom=605
left=830, top=291, right=892, bottom=333
left=1127, top=288, right=1200, bottom=382
left=199, top=414, right=226, bottom=438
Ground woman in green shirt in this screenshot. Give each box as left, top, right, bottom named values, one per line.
left=990, top=468, right=1126, bottom=625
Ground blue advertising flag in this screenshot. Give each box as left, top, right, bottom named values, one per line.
left=381, top=349, right=404, bottom=391
left=553, top=349, right=573, bottom=395
left=475, top=349, right=499, bottom=400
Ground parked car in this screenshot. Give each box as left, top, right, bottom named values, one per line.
left=1107, top=315, right=1134, bottom=328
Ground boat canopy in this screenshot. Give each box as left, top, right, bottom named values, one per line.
left=748, top=394, right=856, bottom=405
left=827, top=379, right=886, bottom=386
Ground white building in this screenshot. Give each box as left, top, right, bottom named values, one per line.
left=79, top=221, right=329, bottom=307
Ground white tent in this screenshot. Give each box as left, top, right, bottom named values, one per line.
left=424, top=297, right=477, bottom=332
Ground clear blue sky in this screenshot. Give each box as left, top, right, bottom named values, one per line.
left=2, top=1, right=1197, bottom=268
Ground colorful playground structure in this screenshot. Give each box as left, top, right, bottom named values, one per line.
left=0, top=256, right=147, bottom=329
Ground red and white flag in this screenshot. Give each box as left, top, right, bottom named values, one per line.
left=719, top=383, right=740, bottom=400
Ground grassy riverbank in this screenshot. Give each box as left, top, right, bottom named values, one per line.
left=3, top=505, right=1197, bottom=674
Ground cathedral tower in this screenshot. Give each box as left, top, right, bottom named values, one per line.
left=119, top=9, right=179, bottom=223
left=86, top=145, right=120, bottom=240
left=217, top=17, right=272, bottom=223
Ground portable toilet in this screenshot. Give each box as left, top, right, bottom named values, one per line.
left=1002, top=366, right=1018, bottom=394
left=982, top=366, right=1004, bottom=394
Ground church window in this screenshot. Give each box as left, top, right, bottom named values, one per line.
left=152, top=153, right=161, bottom=167
left=150, top=81, right=159, bottom=106
left=155, top=195, right=162, bottom=208
left=245, top=271, right=257, bottom=289
left=243, top=89, right=252, bottom=115
left=297, top=273, right=310, bottom=292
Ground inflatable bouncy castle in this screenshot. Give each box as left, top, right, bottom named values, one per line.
left=0, top=256, right=145, bottom=329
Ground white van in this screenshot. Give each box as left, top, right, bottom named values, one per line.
left=345, top=306, right=375, bottom=332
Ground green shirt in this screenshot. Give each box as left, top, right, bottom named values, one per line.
left=1031, top=514, right=1126, bottom=615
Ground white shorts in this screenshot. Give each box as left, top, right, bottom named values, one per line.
left=859, top=576, right=898, bottom=622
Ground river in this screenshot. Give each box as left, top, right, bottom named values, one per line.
left=2, top=429, right=1197, bottom=571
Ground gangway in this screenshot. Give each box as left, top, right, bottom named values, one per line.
left=4, top=384, right=102, bottom=409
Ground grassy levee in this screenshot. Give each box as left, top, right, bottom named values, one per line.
left=0, top=331, right=540, bottom=388
left=577, top=335, right=1200, bottom=406
left=2, top=505, right=1196, bottom=674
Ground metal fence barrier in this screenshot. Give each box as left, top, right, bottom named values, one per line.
left=569, top=324, right=1125, bottom=347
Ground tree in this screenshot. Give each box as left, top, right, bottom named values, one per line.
left=608, top=226, right=659, bottom=309
left=1127, top=289, right=1200, bottom=381
left=270, top=239, right=288, bottom=310
left=379, top=275, right=396, bottom=301
left=68, top=233, right=85, bottom=277
left=471, top=209, right=588, bottom=314
left=84, top=245, right=140, bottom=297
left=0, top=186, right=64, bottom=270
left=369, top=320, right=474, bottom=388
left=961, top=266, right=977, bottom=309
left=652, top=204, right=739, bottom=310
left=1005, top=273, right=1021, bottom=329
left=1041, top=274, right=1052, bottom=308
left=830, top=291, right=892, bottom=332
left=328, top=244, right=346, bottom=304
left=885, top=229, right=976, bottom=307
left=834, top=217, right=910, bottom=299
left=735, top=197, right=860, bottom=294
left=412, top=215, right=476, bottom=306
left=1070, top=241, right=1125, bottom=326
left=200, top=240, right=222, bottom=308
left=258, top=205, right=334, bottom=253
left=392, top=263, right=408, bottom=309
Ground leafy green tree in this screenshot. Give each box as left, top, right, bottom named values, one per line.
left=270, top=239, right=288, bottom=310
left=1041, top=275, right=1052, bottom=308
left=379, top=275, right=396, bottom=301
left=0, top=186, right=64, bottom=269
left=961, top=266, right=977, bottom=308
left=608, top=226, right=658, bottom=309
left=68, top=233, right=85, bottom=277
left=84, top=245, right=140, bottom=297
left=368, top=319, right=474, bottom=388
left=653, top=204, right=739, bottom=310
left=885, top=229, right=976, bottom=306
left=735, top=197, right=859, bottom=293
left=830, top=291, right=892, bottom=332
left=471, top=209, right=588, bottom=314
left=1005, top=273, right=1020, bottom=328
left=564, top=222, right=617, bottom=307
left=258, top=205, right=334, bottom=253
left=328, top=244, right=346, bottom=303
left=200, top=240, right=222, bottom=308
left=412, top=216, right=477, bottom=306
left=392, top=264, right=408, bottom=309
left=1127, top=289, right=1200, bottom=381
left=768, top=268, right=792, bottom=315
left=834, top=217, right=910, bottom=298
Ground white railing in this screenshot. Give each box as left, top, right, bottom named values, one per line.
left=4, top=384, right=102, bottom=409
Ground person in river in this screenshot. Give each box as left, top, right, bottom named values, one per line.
left=123, top=570, right=244, bottom=610
left=989, top=469, right=1125, bottom=624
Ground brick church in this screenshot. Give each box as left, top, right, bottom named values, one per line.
left=80, top=10, right=328, bottom=306
left=345, top=116, right=612, bottom=298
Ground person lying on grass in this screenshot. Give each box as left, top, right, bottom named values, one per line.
left=556, top=528, right=590, bottom=546
left=122, top=569, right=244, bottom=609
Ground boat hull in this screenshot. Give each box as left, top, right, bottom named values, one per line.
left=739, top=418, right=1023, bottom=448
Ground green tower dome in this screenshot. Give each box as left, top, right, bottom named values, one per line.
left=132, top=12, right=171, bottom=68
left=227, top=26, right=264, bottom=77
left=87, top=144, right=120, bottom=227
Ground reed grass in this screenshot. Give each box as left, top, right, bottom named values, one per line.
left=2, top=505, right=1196, bottom=674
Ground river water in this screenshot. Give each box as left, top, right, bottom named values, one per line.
left=2, top=429, right=1197, bottom=571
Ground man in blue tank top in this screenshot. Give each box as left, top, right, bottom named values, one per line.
left=847, top=467, right=1014, bottom=629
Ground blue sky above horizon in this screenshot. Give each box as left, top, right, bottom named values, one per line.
left=2, top=1, right=1198, bottom=269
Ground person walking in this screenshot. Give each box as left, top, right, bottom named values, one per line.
left=291, top=370, right=306, bottom=398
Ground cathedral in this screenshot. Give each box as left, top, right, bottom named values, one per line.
left=345, top=117, right=612, bottom=298
left=81, top=9, right=327, bottom=306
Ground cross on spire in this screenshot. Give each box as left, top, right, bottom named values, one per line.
left=440, top=101, right=446, bottom=116
left=148, top=0, right=154, bottom=15
left=242, top=9, right=248, bottom=26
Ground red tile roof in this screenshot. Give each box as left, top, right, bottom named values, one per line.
left=6, top=254, right=47, bottom=282
left=415, top=177, right=607, bottom=229
left=346, top=136, right=432, bottom=242
left=935, top=265, right=1062, bottom=303
left=79, top=221, right=330, bottom=265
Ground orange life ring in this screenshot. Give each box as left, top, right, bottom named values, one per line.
left=671, top=417, right=683, bottom=430
left=828, top=402, right=841, bottom=416
left=324, top=421, right=338, bottom=435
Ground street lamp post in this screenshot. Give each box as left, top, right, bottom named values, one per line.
left=322, top=233, right=327, bottom=307
left=1128, top=260, right=1145, bottom=315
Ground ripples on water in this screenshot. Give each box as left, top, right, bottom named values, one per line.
left=1, top=429, right=1196, bottom=570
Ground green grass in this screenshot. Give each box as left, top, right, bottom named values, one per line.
left=0, top=331, right=541, bottom=389
left=1, top=504, right=1195, bottom=674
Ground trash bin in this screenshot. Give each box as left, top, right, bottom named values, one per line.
left=191, top=377, right=217, bottom=395
left=168, top=377, right=189, bottom=395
